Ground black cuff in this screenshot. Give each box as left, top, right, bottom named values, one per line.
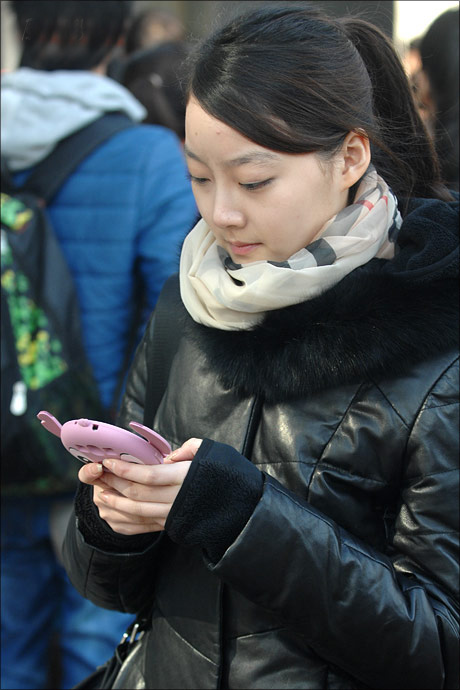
left=165, top=438, right=264, bottom=562
left=74, top=481, right=156, bottom=554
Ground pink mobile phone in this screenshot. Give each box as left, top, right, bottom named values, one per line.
left=37, top=411, right=171, bottom=465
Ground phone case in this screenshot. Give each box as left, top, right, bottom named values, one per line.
left=37, top=411, right=171, bottom=465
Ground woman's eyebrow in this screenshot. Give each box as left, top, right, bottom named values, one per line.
left=183, top=144, right=203, bottom=162
left=223, top=151, right=281, bottom=167
left=183, top=145, right=280, bottom=167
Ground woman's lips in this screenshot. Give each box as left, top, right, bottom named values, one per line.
left=228, top=242, right=261, bottom=256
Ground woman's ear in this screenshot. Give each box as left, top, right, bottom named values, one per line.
left=339, top=130, right=371, bottom=190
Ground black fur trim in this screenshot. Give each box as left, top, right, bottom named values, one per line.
left=184, top=262, right=458, bottom=403
left=180, top=196, right=459, bottom=403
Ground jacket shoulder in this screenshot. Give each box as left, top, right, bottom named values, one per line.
left=376, top=351, right=458, bottom=427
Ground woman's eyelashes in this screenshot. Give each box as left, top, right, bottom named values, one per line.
left=240, top=178, right=273, bottom=191
left=187, top=173, right=273, bottom=191
left=187, top=173, right=208, bottom=185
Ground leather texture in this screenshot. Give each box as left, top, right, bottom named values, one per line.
left=112, top=640, right=147, bottom=690
left=63, top=196, right=459, bottom=690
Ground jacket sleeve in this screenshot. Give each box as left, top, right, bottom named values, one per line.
left=166, top=360, right=459, bottom=690
left=62, top=506, right=165, bottom=613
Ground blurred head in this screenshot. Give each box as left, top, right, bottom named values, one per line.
left=419, top=8, right=459, bottom=116
left=184, top=4, right=452, bottom=203
left=125, top=8, right=185, bottom=54
left=121, top=41, right=188, bottom=139
left=11, top=0, right=132, bottom=71
left=419, top=7, right=459, bottom=191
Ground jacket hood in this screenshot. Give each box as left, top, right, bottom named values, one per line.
left=1, top=68, right=147, bottom=170
left=186, top=196, right=459, bottom=403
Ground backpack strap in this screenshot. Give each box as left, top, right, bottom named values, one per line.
left=143, top=274, right=182, bottom=428
left=19, top=112, right=136, bottom=202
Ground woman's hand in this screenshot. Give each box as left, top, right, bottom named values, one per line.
left=163, top=437, right=203, bottom=463
left=77, top=438, right=204, bottom=535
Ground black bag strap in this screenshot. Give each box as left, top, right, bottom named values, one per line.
left=143, top=274, right=182, bottom=428
left=18, top=112, right=135, bottom=202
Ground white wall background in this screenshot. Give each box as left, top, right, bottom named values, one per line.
left=394, top=0, right=459, bottom=51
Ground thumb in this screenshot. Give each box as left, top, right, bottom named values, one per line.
left=164, top=438, right=203, bottom=463
left=78, top=462, right=104, bottom=484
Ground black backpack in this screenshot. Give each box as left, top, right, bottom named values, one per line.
left=1, top=113, right=135, bottom=495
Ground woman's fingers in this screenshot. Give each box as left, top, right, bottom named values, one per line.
left=92, top=485, right=169, bottom=534
left=78, top=461, right=105, bottom=484
left=83, top=451, right=195, bottom=536
left=97, top=489, right=172, bottom=520
left=100, top=471, right=186, bottom=503
left=101, top=457, right=191, bottom=485
left=164, top=437, right=203, bottom=463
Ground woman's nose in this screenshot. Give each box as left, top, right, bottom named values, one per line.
left=212, top=196, right=245, bottom=228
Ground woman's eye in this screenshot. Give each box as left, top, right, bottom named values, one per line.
left=188, top=173, right=209, bottom=185
left=240, top=178, right=273, bottom=191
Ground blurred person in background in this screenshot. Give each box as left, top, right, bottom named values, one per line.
left=117, top=40, right=189, bottom=142
left=125, top=6, right=186, bottom=53
left=0, top=1, right=197, bottom=688
left=407, top=7, right=459, bottom=192
left=108, top=5, right=189, bottom=141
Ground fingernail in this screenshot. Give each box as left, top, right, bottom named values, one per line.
left=92, top=463, right=103, bottom=475
left=103, top=459, right=114, bottom=469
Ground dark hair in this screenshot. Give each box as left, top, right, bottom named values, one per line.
left=420, top=8, right=459, bottom=191
left=186, top=4, right=453, bottom=203
left=120, top=41, right=188, bottom=139
left=11, top=0, right=132, bottom=71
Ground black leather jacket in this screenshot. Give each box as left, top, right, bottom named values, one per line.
left=63, top=197, right=459, bottom=689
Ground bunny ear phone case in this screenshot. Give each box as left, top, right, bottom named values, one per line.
left=37, top=411, right=171, bottom=465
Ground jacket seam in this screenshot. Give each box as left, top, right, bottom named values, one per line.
left=155, top=605, right=216, bottom=665
left=226, top=625, right=286, bottom=641
left=372, top=382, right=411, bottom=427
left=431, top=603, right=460, bottom=638
left=258, top=458, right=391, bottom=486
left=83, top=548, right=95, bottom=599
left=422, top=400, right=459, bottom=411
left=268, top=481, right=393, bottom=572
left=407, top=356, right=459, bottom=439
left=241, top=395, right=263, bottom=457
left=306, top=382, right=382, bottom=494
left=390, top=357, right=459, bottom=476
left=402, top=467, right=458, bottom=483
left=396, top=528, right=458, bottom=537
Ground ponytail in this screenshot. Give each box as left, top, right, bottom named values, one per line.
left=339, top=17, right=453, bottom=202
left=187, top=5, right=454, bottom=204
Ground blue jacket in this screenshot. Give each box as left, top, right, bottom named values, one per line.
left=3, top=68, right=197, bottom=410
left=15, top=124, right=197, bottom=408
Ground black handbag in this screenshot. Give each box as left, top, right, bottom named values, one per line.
left=72, top=613, right=150, bottom=689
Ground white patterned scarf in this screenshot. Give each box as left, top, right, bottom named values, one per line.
left=179, top=166, right=402, bottom=331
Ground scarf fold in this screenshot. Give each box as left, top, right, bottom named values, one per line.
left=179, top=166, right=402, bottom=331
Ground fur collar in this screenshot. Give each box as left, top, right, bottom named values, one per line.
left=182, top=196, right=459, bottom=403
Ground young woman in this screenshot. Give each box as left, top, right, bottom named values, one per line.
left=63, top=6, right=459, bottom=689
